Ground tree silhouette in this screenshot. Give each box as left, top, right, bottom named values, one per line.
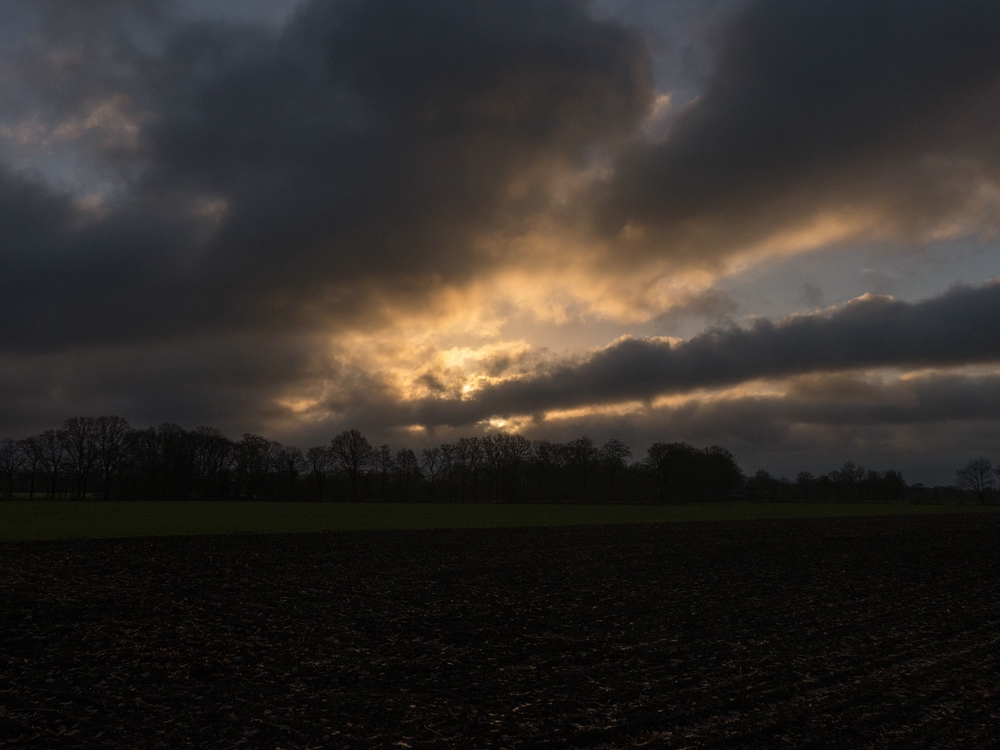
left=421, top=446, right=443, bottom=501
left=38, top=429, right=66, bottom=499
left=96, top=416, right=131, bottom=499
left=0, top=439, right=26, bottom=499
left=21, top=436, right=44, bottom=500
left=306, top=445, right=332, bottom=501
left=600, top=438, right=632, bottom=501
left=63, top=417, right=100, bottom=500
left=956, top=457, right=995, bottom=504
left=394, top=448, right=419, bottom=502
left=330, top=429, right=374, bottom=501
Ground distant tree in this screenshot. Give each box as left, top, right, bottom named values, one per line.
left=22, top=437, right=44, bottom=500
left=599, top=438, right=632, bottom=501
left=306, top=445, right=333, bottom=501
left=497, top=433, right=532, bottom=503
left=531, top=439, right=563, bottom=503
left=567, top=436, right=598, bottom=464
left=0, top=439, right=26, bottom=499
left=235, top=433, right=271, bottom=500
left=703, top=446, right=744, bottom=499
left=795, top=471, right=815, bottom=502
left=62, top=417, right=100, bottom=500
left=155, top=424, right=198, bottom=500
left=394, top=448, right=420, bottom=502
left=956, top=457, right=996, bottom=504
left=830, top=461, right=866, bottom=502
left=745, top=469, right=792, bottom=501
left=192, top=426, right=234, bottom=501
left=95, top=416, right=131, bottom=499
left=330, top=429, right=374, bottom=501
left=278, top=445, right=305, bottom=500
left=454, top=437, right=482, bottom=502
left=374, top=445, right=393, bottom=502
left=438, top=443, right=455, bottom=502
left=38, top=429, right=66, bottom=499
left=646, top=442, right=743, bottom=502
left=880, top=469, right=907, bottom=503
left=422, top=446, right=443, bottom=501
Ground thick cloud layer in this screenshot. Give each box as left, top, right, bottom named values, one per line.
left=413, top=281, right=1000, bottom=425
left=1, top=0, right=1000, bottom=477
left=0, top=0, right=652, bottom=350
left=510, top=370, right=1000, bottom=485
left=598, top=0, right=1000, bottom=259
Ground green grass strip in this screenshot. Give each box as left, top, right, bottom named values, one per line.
left=1, top=500, right=998, bottom=542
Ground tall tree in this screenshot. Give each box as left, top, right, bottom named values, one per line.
left=278, top=445, right=305, bottom=500
left=306, top=445, right=332, bottom=501
left=38, top=429, right=66, bottom=499
left=646, top=442, right=743, bottom=503
left=95, top=415, right=131, bottom=499
left=454, top=437, right=482, bottom=502
left=0, top=439, right=26, bottom=499
left=394, top=448, right=420, bottom=502
left=956, top=457, right=996, bottom=504
left=599, top=438, right=632, bottom=501
left=62, top=417, right=100, bottom=500
left=330, top=429, right=374, bottom=501
left=192, top=426, right=234, bottom=501
left=421, top=446, right=443, bottom=501
left=21, top=437, right=44, bottom=500
left=374, top=444, right=393, bottom=502
left=235, top=433, right=271, bottom=500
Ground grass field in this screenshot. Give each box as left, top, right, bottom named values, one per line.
left=1, top=499, right=998, bottom=541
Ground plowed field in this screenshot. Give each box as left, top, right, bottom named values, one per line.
left=2, top=514, right=999, bottom=748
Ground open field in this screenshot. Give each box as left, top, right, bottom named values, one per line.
left=2, top=514, right=1000, bottom=747
left=1, top=500, right=999, bottom=541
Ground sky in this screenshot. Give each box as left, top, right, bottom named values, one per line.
left=2, top=0, right=1000, bottom=484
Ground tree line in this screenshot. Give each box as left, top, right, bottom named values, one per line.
left=0, top=414, right=978, bottom=504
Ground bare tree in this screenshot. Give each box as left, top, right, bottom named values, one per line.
left=454, top=437, right=482, bottom=502
left=330, top=429, right=374, bottom=501
left=95, top=415, right=131, bottom=499
left=394, top=448, right=419, bottom=502
left=374, top=444, right=393, bottom=502
left=38, top=429, right=66, bottom=499
left=306, top=445, right=333, bottom=501
left=21, top=437, right=44, bottom=500
left=0, top=439, right=26, bottom=499
left=192, top=426, right=234, bottom=500
left=422, top=446, right=443, bottom=501
left=957, top=457, right=996, bottom=504
left=63, top=417, right=100, bottom=500
left=439, top=442, right=455, bottom=502
left=600, top=438, right=632, bottom=500
left=235, top=433, right=275, bottom=500
left=278, top=445, right=305, bottom=500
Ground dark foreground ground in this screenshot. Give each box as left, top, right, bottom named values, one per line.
left=2, top=515, right=1000, bottom=748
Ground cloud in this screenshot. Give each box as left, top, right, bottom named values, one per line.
left=1, top=0, right=1000, bottom=484
left=595, top=0, right=1000, bottom=262
left=0, top=0, right=653, bottom=352
left=468, top=369, right=1000, bottom=484
left=410, top=281, right=1000, bottom=425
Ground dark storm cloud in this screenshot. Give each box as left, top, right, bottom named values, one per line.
left=3, top=0, right=1000, bottom=459
left=0, top=333, right=323, bottom=439
left=596, top=0, right=1000, bottom=257
left=507, top=371, right=1000, bottom=485
left=410, top=281, right=1000, bottom=425
left=0, top=0, right=652, bottom=351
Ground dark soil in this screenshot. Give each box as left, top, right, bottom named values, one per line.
left=2, top=514, right=1000, bottom=748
